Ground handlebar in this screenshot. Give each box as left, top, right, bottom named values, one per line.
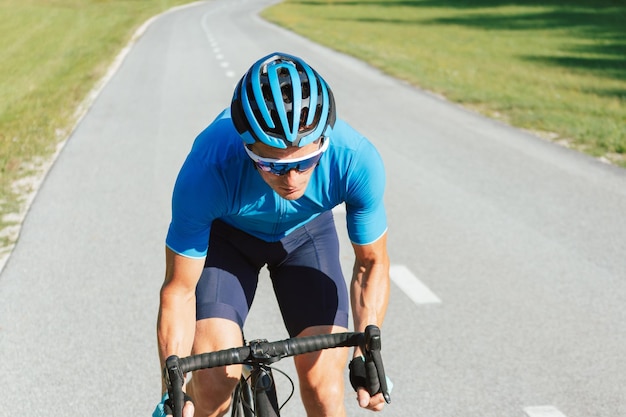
left=164, top=325, right=390, bottom=417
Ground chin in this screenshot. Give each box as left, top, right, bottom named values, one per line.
left=278, top=189, right=305, bottom=200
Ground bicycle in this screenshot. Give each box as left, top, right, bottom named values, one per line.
left=164, top=325, right=391, bottom=417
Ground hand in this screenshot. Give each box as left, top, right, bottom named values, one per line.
left=168, top=400, right=194, bottom=417
left=356, top=388, right=387, bottom=412
left=153, top=393, right=195, bottom=417
left=349, top=356, right=391, bottom=411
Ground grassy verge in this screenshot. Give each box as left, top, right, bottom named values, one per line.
left=262, top=0, right=626, bottom=165
left=0, top=0, right=197, bottom=252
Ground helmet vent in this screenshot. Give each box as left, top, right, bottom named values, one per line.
left=231, top=52, right=336, bottom=148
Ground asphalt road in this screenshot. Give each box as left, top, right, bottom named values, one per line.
left=1, top=1, right=625, bottom=416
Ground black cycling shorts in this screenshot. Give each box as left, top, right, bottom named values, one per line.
left=195, top=210, right=349, bottom=337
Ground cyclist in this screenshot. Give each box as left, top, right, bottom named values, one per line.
left=156, top=52, right=390, bottom=417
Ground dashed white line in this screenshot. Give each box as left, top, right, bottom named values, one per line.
left=524, top=406, right=568, bottom=417
left=200, top=11, right=232, bottom=78
left=389, top=265, right=441, bottom=304
left=331, top=205, right=439, bottom=305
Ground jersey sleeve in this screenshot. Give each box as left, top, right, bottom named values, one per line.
left=166, top=153, right=228, bottom=258
left=345, top=139, right=387, bottom=245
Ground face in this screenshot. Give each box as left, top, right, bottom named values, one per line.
left=248, top=140, right=322, bottom=200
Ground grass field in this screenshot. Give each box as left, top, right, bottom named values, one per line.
left=262, top=0, right=626, bottom=163
left=0, top=0, right=197, bottom=251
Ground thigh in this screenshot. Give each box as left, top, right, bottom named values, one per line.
left=195, top=220, right=264, bottom=328
left=270, top=211, right=350, bottom=337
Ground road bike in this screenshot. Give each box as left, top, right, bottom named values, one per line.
left=164, top=325, right=391, bottom=417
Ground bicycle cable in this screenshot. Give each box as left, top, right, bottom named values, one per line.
left=238, top=364, right=295, bottom=413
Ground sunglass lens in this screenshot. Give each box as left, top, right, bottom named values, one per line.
left=256, top=153, right=322, bottom=175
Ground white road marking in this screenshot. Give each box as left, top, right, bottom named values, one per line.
left=200, top=12, right=234, bottom=79
left=389, top=265, right=441, bottom=304
left=330, top=206, right=439, bottom=305
left=524, top=406, right=568, bottom=417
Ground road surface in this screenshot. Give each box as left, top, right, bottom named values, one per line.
left=1, top=1, right=625, bottom=416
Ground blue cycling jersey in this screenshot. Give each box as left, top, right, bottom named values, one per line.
left=166, top=109, right=387, bottom=258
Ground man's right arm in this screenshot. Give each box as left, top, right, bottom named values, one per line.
left=157, top=247, right=205, bottom=392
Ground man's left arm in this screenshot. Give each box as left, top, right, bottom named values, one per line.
left=350, top=231, right=390, bottom=411
left=351, top=231, right=390, bottom=331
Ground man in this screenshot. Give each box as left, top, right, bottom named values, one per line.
left=156, top=52, right=390, bottom=417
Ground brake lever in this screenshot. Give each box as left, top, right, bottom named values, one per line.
left=364, top=325, right=391, bottom=404
left=165, top=355, right=185, bottom=417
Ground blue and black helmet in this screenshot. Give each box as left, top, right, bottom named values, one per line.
left=231, top=52, right=336, bottom=149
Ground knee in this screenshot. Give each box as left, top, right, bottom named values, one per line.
left=298, top=371, right=346, bottom=417
left=295, top=351, right=347, bottom=412
left=187, top=365, right=241, bottom=416
left=293, top=327, right=349, bottom=406
left=188, top=318, right=243, bottom=415
left=299, top=368, right=344, bottom=401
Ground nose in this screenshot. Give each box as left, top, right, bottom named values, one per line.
left=282, top=169, right=301, bottom=183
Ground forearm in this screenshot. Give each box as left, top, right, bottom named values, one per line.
left=350, top=234, right=390, bottom=360
left=157, top=291, right=196, bottom=365
left=158, top=248, right=204, bottom=392
left=350, top=260, right=390, bottom=332
left=157, top=290, right=196, bottom=392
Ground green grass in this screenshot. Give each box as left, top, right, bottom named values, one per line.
left=0, top=0, right=197, bottom=250
left=262, top=0, right=626, bottom=163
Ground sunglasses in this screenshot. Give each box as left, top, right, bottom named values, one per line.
left=244, top=138, right=329, bottom=176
